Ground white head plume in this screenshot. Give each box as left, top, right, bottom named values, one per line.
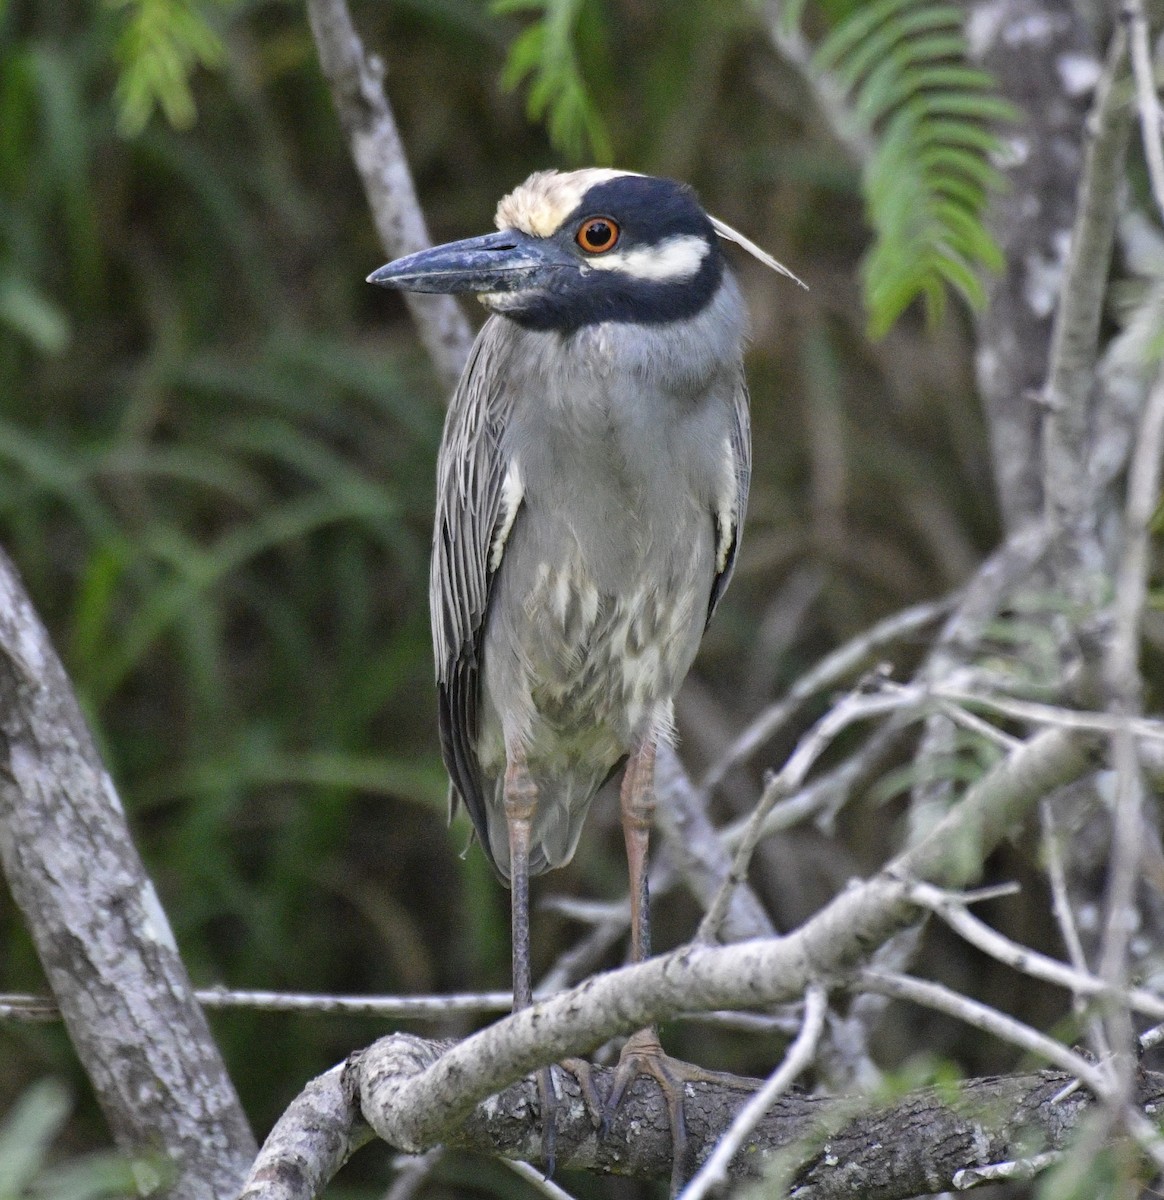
left=709, top=216, right=808, bottom=290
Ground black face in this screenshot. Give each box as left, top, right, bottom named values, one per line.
left=506, top=175, right=724, bottom=333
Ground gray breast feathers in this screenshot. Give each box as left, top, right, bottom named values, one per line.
left=431, top=317, right=750, bottom=874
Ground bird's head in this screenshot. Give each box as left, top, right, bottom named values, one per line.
left=368, top=169, right=803, bottom=332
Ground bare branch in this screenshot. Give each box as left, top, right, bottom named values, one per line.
left=503, top=1159, right=581, bottom=1200
left=352, top=728, right=1092, bottom=1154
left=679, top=985, right=827, bottom=1200
left=0, top=549, right=255, bottom=1199
left=909, top=881, right=1164, bottom=1020
left=697, top=690, right=918, bottom=943
left=655, top=742, right=776, bottom=943
left=929, top=685, right=1164, bottom=740
left=243, top=1052, right=1164, bottom=1198
left=1126, top=0, right=1164, bottom=222
left=856, top=970, right=1110, bottom=1093
left=1043, top=29, right=1132, bottom=565
left=236, top=1063, right=373, bottom=1200
left=721, top=713, right=913, bottom=847
left=700, top=595, right=953, bottom=796
left=304, top=0, right=473, bottom=392
left=383, top=1149, right=445, bottom=1200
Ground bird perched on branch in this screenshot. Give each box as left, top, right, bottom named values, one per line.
left=369, top=168, right=801, bottom=1184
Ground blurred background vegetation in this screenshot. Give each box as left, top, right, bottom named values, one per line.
left=0, top=0, right=1017, bottom=1194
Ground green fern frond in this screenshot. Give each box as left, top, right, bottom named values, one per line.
left=108, top=0, right=226, bottom=136
left=810, top=0, right=1016, bottom=336
left=493, top=0, right=611, bottom=162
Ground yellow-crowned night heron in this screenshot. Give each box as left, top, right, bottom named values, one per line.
left=369, top=169, right=800, bottom=1179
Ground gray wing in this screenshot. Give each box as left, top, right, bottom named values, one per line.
left=707, top=369, right=751, bottom=624
left=430, top=320, right=517, bottom=869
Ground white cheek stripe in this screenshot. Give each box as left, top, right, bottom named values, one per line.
left=586, top=234, right=709, bottom=282
left=490, top=461, right=524, bottom=572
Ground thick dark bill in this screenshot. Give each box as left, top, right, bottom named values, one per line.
left=366, top=229, right=577, bottom=295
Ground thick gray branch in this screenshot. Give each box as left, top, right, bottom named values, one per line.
left=305, top=0, right=474, bottom=391
left=0, top=549, right=255, bottom=1200
left=356, top=727, right=1092, bottom=1152
left=1042, top=29, right=1132, bottom=575
left=236, top=1064, right=372, bottom=1200
left=654, top=743, right=775, bottom=942
left=966, top=0, right=1100, bottom=528
left=239, top=1049, right=1164, bottom=1198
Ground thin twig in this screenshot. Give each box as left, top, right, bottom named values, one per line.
left=0, top=996, right=58, bottom=1022
left=697, top=690, right=919, bottom=943
left=908, top=881, right=1164, bottom=1020
left=0, top=988, right=516, bottom=1022
left=1140, top=1021, right=1164, bottom=1051
left=1039, top=799, right=1093, bottom=978
left=1040, top=797, right=1113, bottom=1063
left=383, top=1148, right=444, bottom=1200
left=678, top=985, right=828, bottom=1200
left=720, top=711, right=914, bottom=847
left=503, top=1158, right=581, bottom=1200
left=857, top=970, right=1111, bottom=1094
left=700, top=595, right=952, bottom=795
left=930, top=685, right=1164, bottom=740
left=1126, top=0, right=1164, bottom=222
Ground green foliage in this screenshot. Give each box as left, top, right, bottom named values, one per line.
left=493, top=0, right=612, bottom=162
left=109, top=0, right=227, bottom=135
left=867, top=726, right=1002, bottom=806
left=0, top=1082, right=138, bottom=1199
left=0, top=272, right=70, bottom=355
left=1035, top=1131, right=1149, bottom=1199
left=810, top=0, right=1013, bottom=335
left=1, top=0, right=1010, bottom=1185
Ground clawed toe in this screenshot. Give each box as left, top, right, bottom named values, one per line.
left=536, top=1065, right=558, bottom=1177
left=600, top=1028, right=708, bottom=1195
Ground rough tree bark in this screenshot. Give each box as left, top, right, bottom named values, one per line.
left=966, top=0, right=1100, bottom=531
left=236, top=727, right=1110, bottom=1195
left=0, top=548, right=256, bottom=1200
left=243, top=1048, right=1164, bottom=1200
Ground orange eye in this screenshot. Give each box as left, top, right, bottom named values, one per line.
left=575, top=217, right=620, bottom=254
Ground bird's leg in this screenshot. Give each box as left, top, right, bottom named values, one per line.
left=621, top=735, right=657, bottom=966
left=505, top=757, right=537, bottom=1010
left=602, top=735, right=714, bottom=1195
left=504, top=757, right=559, bottom=1175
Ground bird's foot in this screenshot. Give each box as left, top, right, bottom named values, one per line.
left=535, top=1065, right=558, bottom=1178
left=535, top=1059, right=605, bottom=1178
left=559, top=1057, right=606, bottom=1127
left=602, top=1028, right=727, bottom=1195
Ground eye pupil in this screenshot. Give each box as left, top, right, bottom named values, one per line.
left=576, top=217, right=619, bottom=253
